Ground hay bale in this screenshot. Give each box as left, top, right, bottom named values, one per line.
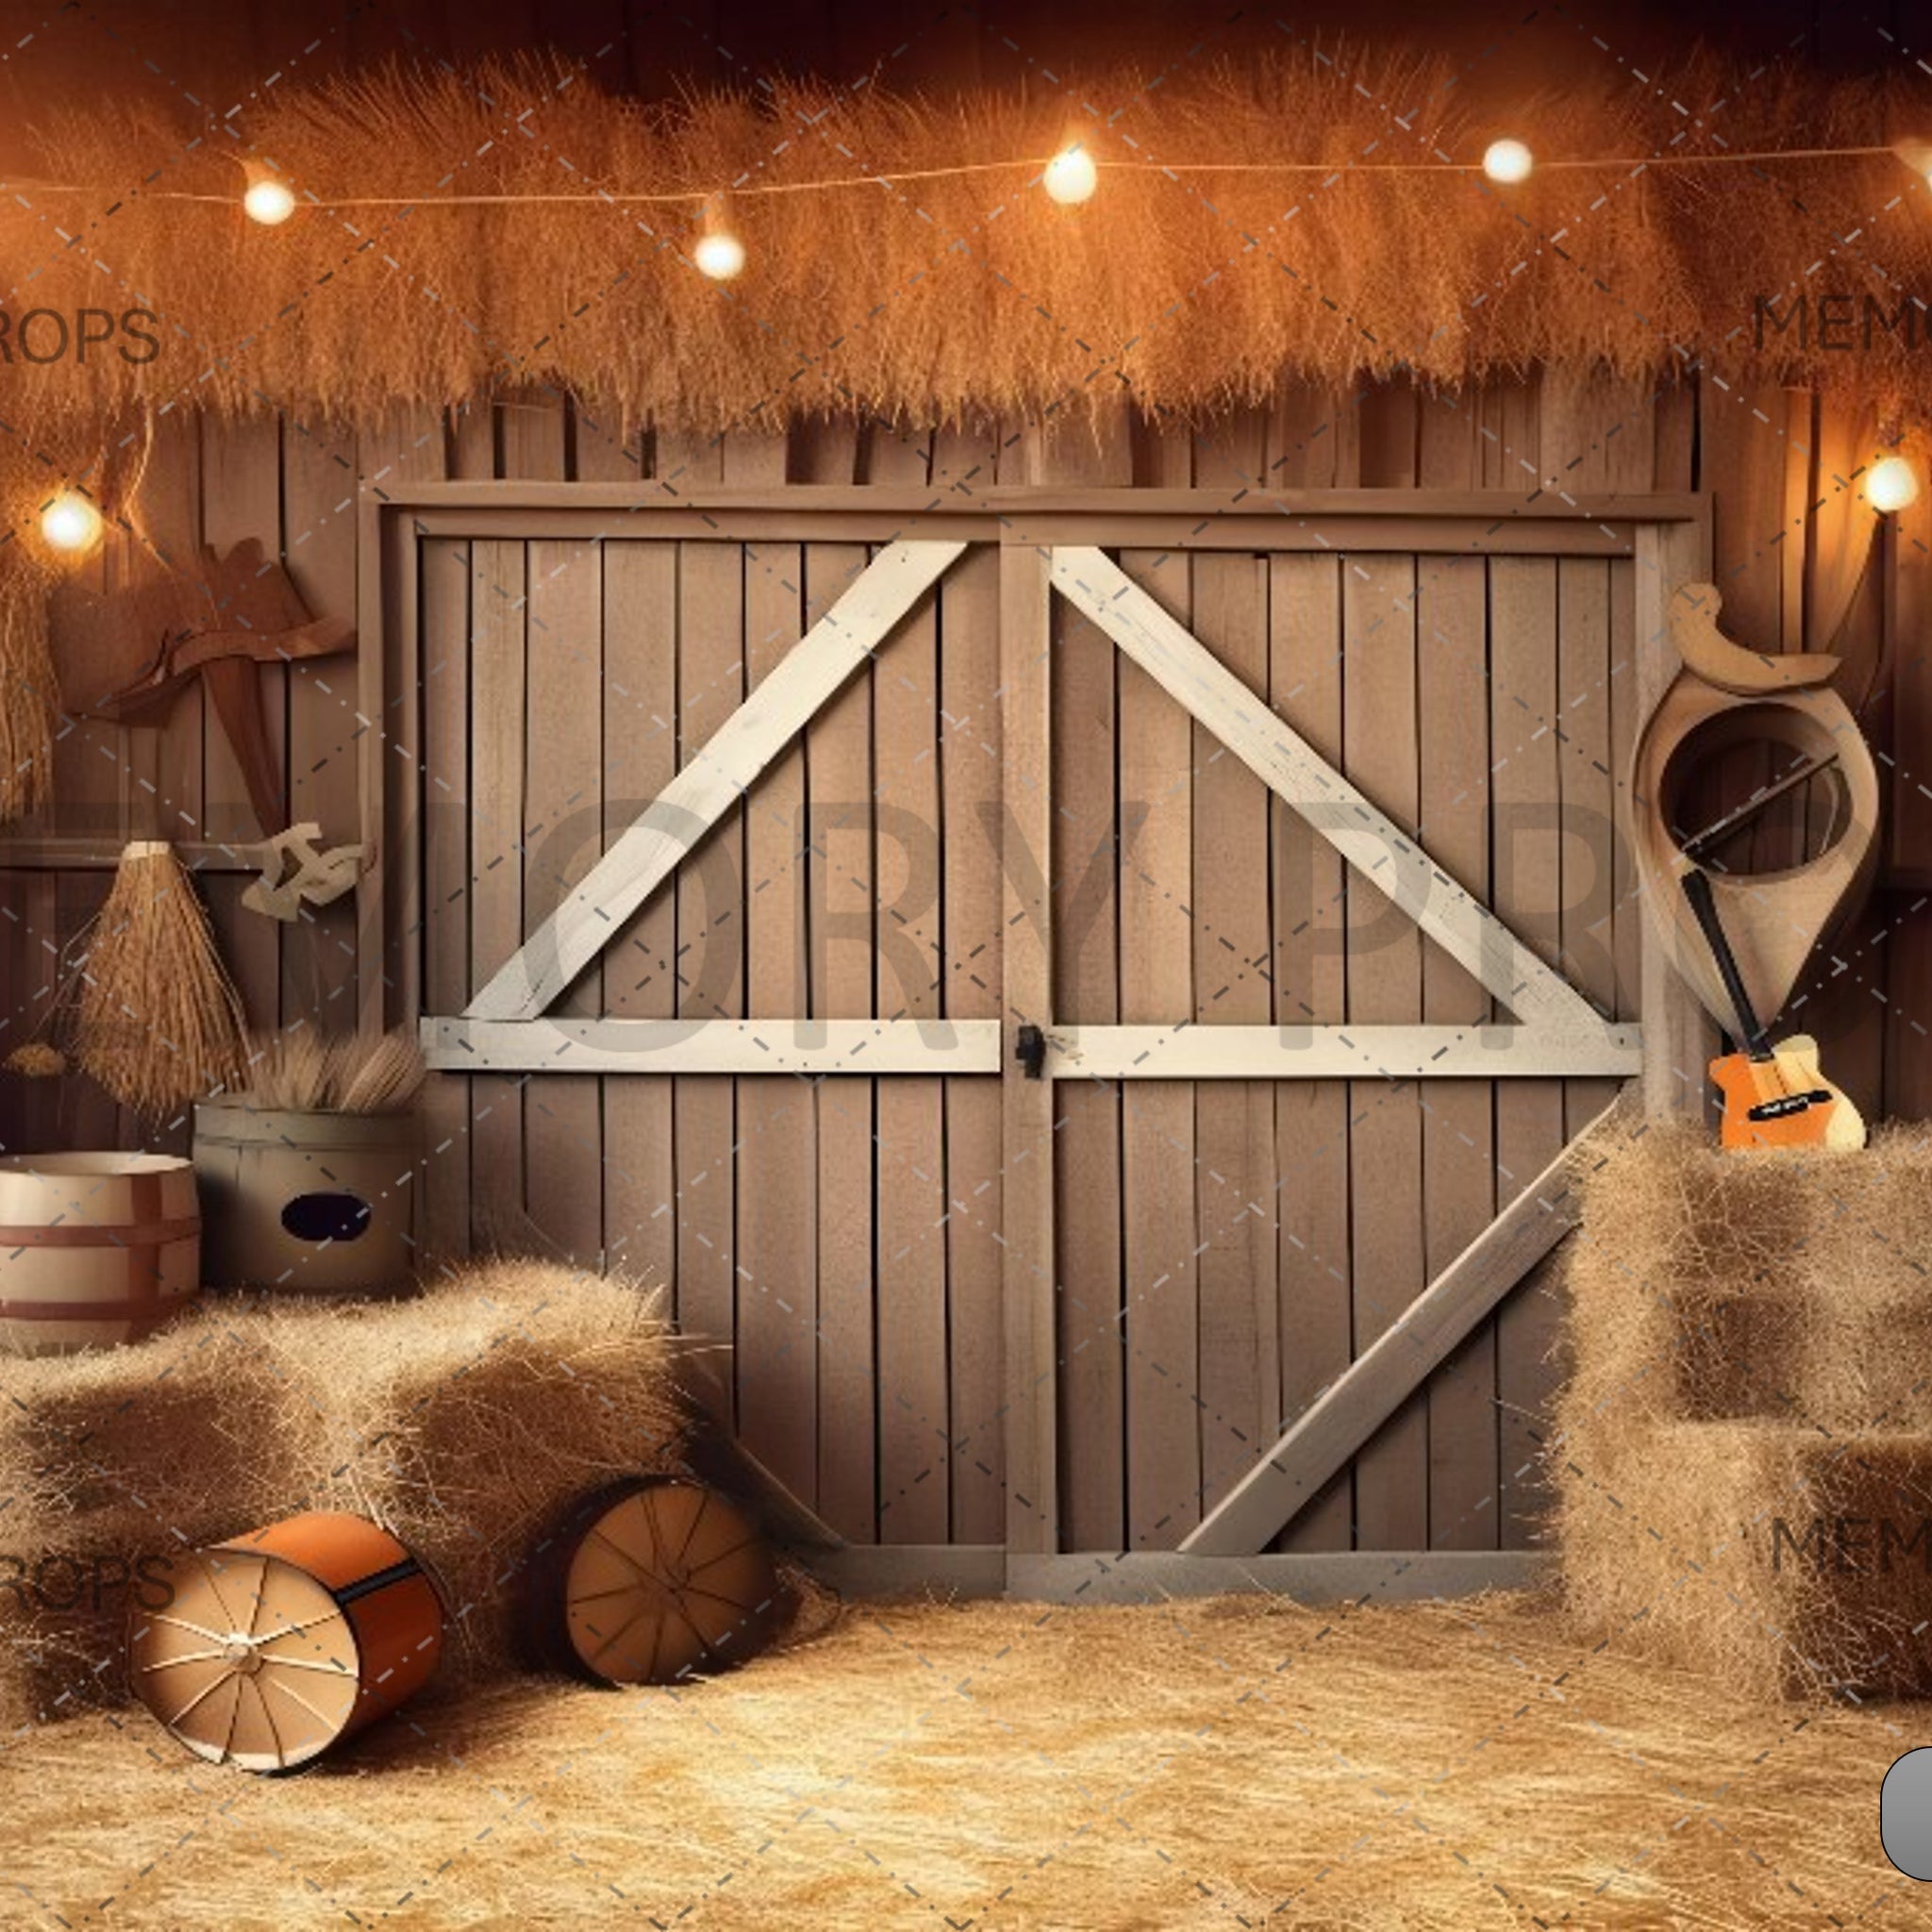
left=1559, top=1421, right=1932, bottom=1700
left=1557, top=1123, right=1932, bottom=1698
left=1563, top=1124, right=1932, bottom=1430
left=0, top=1258, right=824, bottom=1730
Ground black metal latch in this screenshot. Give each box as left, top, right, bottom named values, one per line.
left=1015, top=1024, right=1047, bottom=1080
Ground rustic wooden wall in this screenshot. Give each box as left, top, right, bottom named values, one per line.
left=3, top=373, right=1928, bottom=1557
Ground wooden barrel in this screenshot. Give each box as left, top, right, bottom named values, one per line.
left=192, top=1102, right=417, bottom=1294
left=0, top=1153, right=200, bottom=1354
left=531, top=1477, right=782, bottom=1686
left=127, top=1511, right=444, bottom=1772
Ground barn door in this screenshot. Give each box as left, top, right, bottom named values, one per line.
left=417, top=535, right=1008, bottom=1549
left=1003, top=543, right=1643, bottom=1560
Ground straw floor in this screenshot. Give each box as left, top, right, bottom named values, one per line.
left=0, top=1590, right=1909, bottom=1930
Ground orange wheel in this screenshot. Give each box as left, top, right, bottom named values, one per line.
left=559, top=1478, right=779, bottom=1685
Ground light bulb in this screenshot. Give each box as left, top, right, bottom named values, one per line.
left=1483, top=139, right=1534, bottom=185
left=1869, top=455, right=1920, bottom=513
left=243, top=178, right=296, bottom=225
left=693, top=230, right=746, bottom=280
left=41, top=491, right=102, bottom=553
left=1043, top=144, right=1099, bottom=206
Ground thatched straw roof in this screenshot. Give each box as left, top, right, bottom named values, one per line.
left=5, top=48, right=1932, bottom=441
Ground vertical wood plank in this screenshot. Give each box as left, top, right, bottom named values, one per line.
left=939, top=541, right=1005, bottom=1544
left=1417, top=554, right=1497, bottom=1552
left=737, top=534, right=817, bottom=1503
left=1118, top=547, right=1200, bottom=1549
left=1490, top=556, right=1565, bottom=1551
left=807, top=534, right=875, bottom=1541
left=600, top=543, right=679, bottom=1298
left=281, top=420, right=360, bottom=1030
left=1190, top=545, right=1278, bottom=1520
left=674, top=541, right=744, bottom=1420
left=1266, top=585, right=1357, bottom=1552
left=1002, top=536, right=1057, bottom=1557
left=467, top=539, right=527, bottom=1252
left=1342, top=552, right=1426, bottom=1552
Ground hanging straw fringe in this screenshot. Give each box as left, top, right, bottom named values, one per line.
left=70, top=841, right=248, bottom=1120
left=0, top=563, right=58, bottom=825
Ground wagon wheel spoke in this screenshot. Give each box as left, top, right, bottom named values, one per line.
left=249, top=1674, right=287, bottom=1770
left=686, top=1535, right=762, bottom=1576
left=164, top=1669, right=238, bottom=1727
left=669, top=1489, right=710, bottom=1569
left=678, top=1582, right=761, bottom=1617
left=252, top=1610, right=348, bottom=1642
left=262, top=1672, right=340, bottom=1734
left=141, top=1611, right=228, bottom=1644
left=587, top=1601, right=658, bottom=1670
left=246, top=1654, right=356, bottom=1678
left=585, top=1525, right=656, bottom=1579
left=136, top=1648, right=227, bottom=1672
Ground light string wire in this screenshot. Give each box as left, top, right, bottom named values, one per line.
left=0, top=142, right=1914, bottom=208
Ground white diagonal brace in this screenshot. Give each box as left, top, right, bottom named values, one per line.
left=1180, top=1091, right=1631, bottom=1556
left=468, top=539, right=967, bottom=1022
left=1051, top=545, right=1607, bottom=1037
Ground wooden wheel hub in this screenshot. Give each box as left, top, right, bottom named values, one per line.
left=559, top=1479, right=779, bottom=1686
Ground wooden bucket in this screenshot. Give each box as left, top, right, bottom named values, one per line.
left=127, top=1510, right=444, bottom=1772
left=0, top=1153, right=200, bottom=1354
left=192, top=1102, right=416, bottom=1294
left=531, top=1477, right=781, bottom=1686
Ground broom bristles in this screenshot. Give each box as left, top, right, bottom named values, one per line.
left=72, top=841, right=247, bottom=1120
left=237, top=1025, right=425, bottom=1114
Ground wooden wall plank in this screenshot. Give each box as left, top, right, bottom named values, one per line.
left=1490, top=556, right=1565, bottom=1550
left=523, top=538, right=606, bottom=1262
left=806, top=538, right=876, bottom=1541
left=737, top=534, right=817, bottom=1504
left=1118, top=547, right=1201, bottom=1549
left=1190, top=545, right=1278, bottom=1520
left=1417, top=554, right=1498, bottom=1552
left=198, top=415, right=284, bottom=1044
left=1341, top=551, right=1426, bottom=1552
left=674, top=541, right=744, bottom=1424
left=1268, top=552, right=1355, bottom=1556
left=599, top=543, right=679, bottom=1296
left=281, top=419, right=360, bottom=1029
left=1047, top=410, right=1132, bottom=1553
left=467, top=538, right=527, bottom=1252
left=939, top=541, right=1005, bottom=1544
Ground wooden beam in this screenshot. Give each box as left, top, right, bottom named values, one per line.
left=1002, top=539, right=1058, bottom=1557
left=1179, top=1093, right=1631, bottom=1556
left=1633, top=522, right=1719, bottom=1120
left=1007, top=1550, right=1549, bottom=1603
left=1053, top=546, right=1619, bottom=1042
left=374, top=479, right=1704, bottom=522
left=464, top=540, right=965, bottom=1022
left=1049, top=1023, right=1641, bottom=1080
left=421, top=1016, right=1002, bottom=1074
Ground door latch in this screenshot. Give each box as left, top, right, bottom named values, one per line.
left=1015, top=1024, right=1047, bottom=1080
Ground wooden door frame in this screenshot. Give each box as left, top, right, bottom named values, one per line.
left=358, top=477, right=1711, bottom=1596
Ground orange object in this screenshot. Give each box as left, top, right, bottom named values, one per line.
left=536, top=1478, right=781, bottom=1687
left=0, top=1153, right=199, bottom=1353
left=127, top=1511, right=443, bottom=1771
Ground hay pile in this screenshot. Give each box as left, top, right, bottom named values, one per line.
left=0, top=1259, right=814, bottom=1731
left=4, top=51, right=1932, bottom=446
left=1556, top=1124, right=1932, bottom=1700
left=0, top=1592, right=1906, bottom=1930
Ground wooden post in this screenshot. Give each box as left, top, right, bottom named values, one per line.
left=1001, top=538, right=1057, bottom=1557
left=1632, top=516, right=1718, bottom=1118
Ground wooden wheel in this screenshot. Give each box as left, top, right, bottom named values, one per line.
left=560, top=1479, right=779, bottom=1685
left=128, top=1545, right=361, bottom=1772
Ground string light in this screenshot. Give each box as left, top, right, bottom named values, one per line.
left=1483, top=139, right=1534, bottom=184
left=242, top=176, right=297, bottom=225
left=1042, top=143, right=1099, bottom=205
left=40, top=491, right=102, bottom=553
left=1868, top=455, right=1920, bottom=513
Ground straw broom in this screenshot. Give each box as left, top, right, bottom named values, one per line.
left=67, top=841, right=248, bottom=1119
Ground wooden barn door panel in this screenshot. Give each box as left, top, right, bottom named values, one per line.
left=414, top=532, right=1002, bottom=1548
left=1044, top=543, right=1638, bottom=1557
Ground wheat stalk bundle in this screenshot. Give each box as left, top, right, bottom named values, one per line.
left=0, top=561, right=58, bottom=826
left=71, top=841, right=247, bottom=1119
left=237, top=1025, right=426, bottom=1115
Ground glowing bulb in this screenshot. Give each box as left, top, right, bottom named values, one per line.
left=1043, top=144, right=1099, bottom=205
left=1483, top=139, right=1534, bottom=185
left=693, top=230, right=746, bottom=280
left=243, top=178, right=296, bottom=225
left=1869, top=455, right=1920, bottom=513
left=41, top=491, right=102, bottom=553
